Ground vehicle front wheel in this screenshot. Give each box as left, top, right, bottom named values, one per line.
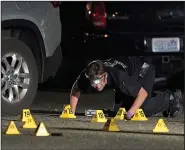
left=1, top=37, right=38, bottom=116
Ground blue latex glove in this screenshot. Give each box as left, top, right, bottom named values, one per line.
left=124, top=111, right=133, bottom=120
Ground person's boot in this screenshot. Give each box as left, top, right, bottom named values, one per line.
left=162, top=90, right=183, bottom=117
left=169, top=89, right=183, bottom=117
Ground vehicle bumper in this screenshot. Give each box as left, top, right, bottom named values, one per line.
left=84, top=31, right=184, bottom=78
left=41, top=44, right=62, bottom=82
left=84, top=31, right=184, bottom=56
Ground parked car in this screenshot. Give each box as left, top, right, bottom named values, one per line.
left=1, top=1, right=62, bottom=115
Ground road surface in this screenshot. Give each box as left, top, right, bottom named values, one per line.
left=2, top=90, right=184, bottom=150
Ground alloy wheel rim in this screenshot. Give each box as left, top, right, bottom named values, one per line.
left=1, top=53, right=30, bottom=103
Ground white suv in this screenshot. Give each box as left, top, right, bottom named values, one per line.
left=1, top=1, right=62, bottom=115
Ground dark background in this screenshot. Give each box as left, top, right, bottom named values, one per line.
left=39, top=2, right=184, bottom=91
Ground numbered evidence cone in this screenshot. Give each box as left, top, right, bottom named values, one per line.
left=21, top=109, right=32, bottom=122
left=36, top=122, right=49, bottom=136
left=153, top=119, right=169, bottom=133
left=131, top=109, right=148, bottom=121
left=23, top=115, right=37, bottom=129
left=91, top=110, right=107, bottom=123
left=114, top=108, right=126, bottom=120
left=60, top=104, right=76, bottom=119
left=103, top=118, right=120, bottom=132
left=6, top=121, right=20, bottom=135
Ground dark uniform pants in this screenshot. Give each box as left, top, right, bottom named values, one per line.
left=113, top=64, right=170, bottom=117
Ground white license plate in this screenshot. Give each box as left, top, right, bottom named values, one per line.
left=152, top=38, right=180, bottom=52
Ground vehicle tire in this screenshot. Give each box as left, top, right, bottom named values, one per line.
left=1, top=37, right=38, bottom=116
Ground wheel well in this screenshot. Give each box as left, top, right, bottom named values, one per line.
left=2, top=19, right=46, bottom=82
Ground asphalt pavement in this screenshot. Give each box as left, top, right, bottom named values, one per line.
left=1, top=90, right=184, bottom=150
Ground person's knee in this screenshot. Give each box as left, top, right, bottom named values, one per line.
left=141, top=109, right=152, bottom=117
left=140, top=103, right=153, bottom=117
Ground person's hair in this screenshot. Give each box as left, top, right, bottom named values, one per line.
left=85, top=60, right=106, bottom=79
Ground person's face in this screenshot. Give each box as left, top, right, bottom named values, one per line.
left=90, top=73, right=107, bottom=91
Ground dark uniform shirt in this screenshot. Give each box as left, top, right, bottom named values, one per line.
left=75, top=56, right=146, bottom=98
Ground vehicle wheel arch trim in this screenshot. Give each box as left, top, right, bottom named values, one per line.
left=2, top=19, right=46, bottom=58
left=2, top=19, right=46, bottom=82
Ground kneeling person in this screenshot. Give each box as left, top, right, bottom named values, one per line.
left=69, top=56, right=182, bottom=119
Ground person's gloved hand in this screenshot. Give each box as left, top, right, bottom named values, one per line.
left=124, top=111, right=134, bottom=120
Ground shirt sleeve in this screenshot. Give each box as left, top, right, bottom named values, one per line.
left=75, top=70, right=91, bottom=92
left=115, top=70, right=142, bottom=98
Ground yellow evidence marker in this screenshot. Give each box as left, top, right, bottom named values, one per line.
left=63, top=104, right=71, bottom=110
left=23, top=115, right=37, bottom=129
left=36, top=122, right=50, bottom=136
left=103, top=118, right=120, bottom=132
left=91, top=110, right=107, bottom=123
left=21, top=109, right=32, bottom=122
left=131, top=109, right=148, bottom=121
left=153, top=119, right=169, bottom=133
left=60, top=104, right=76, bottom=119
left=6, top=121, right=20, bottom=135
left=114, top=108, right=126, bottom=120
